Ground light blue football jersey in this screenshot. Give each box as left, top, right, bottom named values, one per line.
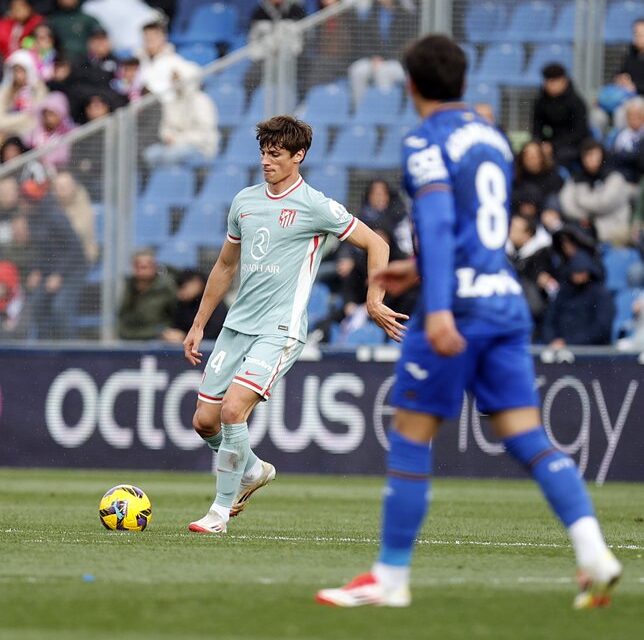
left=224, top=176, right=357, bottom=342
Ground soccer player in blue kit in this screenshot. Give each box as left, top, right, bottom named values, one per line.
left=316, top=34, right=621, bottom=609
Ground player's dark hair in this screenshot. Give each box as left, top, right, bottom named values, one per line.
left=542, top=63, right=567, bottom=80
left=256, top=115, right=313, bottom=160
left=403, top=34, right=466, bottom=101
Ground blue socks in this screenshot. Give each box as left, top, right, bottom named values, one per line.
left=378, top=430, right=432, bottom=567
left=504, top=427, right=594, bottom=527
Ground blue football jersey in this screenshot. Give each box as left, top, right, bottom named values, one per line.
left=402, top=105, right=532, bottom=335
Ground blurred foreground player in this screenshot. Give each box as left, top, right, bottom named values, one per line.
left=183, top=116, right=407, bottom=534
left=316, top=35, right=621, bottom=609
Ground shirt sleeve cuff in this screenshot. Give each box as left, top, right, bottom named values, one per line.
left=337, top=216, right=358, bottom=241
left=226, top=233, right=241, bottom=244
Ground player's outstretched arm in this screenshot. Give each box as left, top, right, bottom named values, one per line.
left=183, top=240, right=240, bottom=365
left=372, top=258, right=419, bottom=297
left=345, top=220, right=409, bottom=342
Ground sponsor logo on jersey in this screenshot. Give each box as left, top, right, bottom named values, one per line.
left=407, top=145, right=448, bottom=187
left=279, top=208, right=297, bottom=228
left=240, top=212, right=252, bottom=218
left=250, top=227, right=270, bottom=260
left=456, top=268, right=522, bottom=298
left=445, top=122, right=513, bottom=163
left=404, top=135, right=428, bottom=149
left=245, top=356, right=273, bottom=372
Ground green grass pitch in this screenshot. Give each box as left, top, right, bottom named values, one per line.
left=0, top=468, right=643, bottom=640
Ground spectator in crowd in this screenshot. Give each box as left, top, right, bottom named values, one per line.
left=610, top=96, right=644, bottom=186
left=144, top=64, right=218, bottom=166
left=25, top=90, right=75, bottom=169
left=0, top=134, right=29, bottom=162
left=117, top=248, right=176, bottom=340
left=82, top=0, right=159, bottom=53
left=617, top=18, right=644, bottom=98
left=52, top=170, right=98, bottom=264
left=24, top=22, right=58, bottom=81
left=559, top=139, right=632, bottom=246
left=542, top=227, right=614, bottom=347
left=79, top=91, right=113, bottom=122
left=532, top=63, right=590, bottom=171
left=347, top=0, right=414, bottom=106
left=111, top=56, right=143, bottom=103
left=75, top=26, right=119, bottom=88
left=513, top=139, right=564, bottom=212
left=0, top=0, right=43, bottom=60
left=48, top=0, right=102, bottom=60
left=506, top=214, right=555, bottom=339
left=22, top=181, right=87, bottom=339
left=144, top=0, right=175, bottom=30
left=161, top=268, right=226, bottom=344
left=137, top=16, right=195, bottom=96
left=0, top=258, right=27, bottom=338
left=0, top=49, right=48, bottom=138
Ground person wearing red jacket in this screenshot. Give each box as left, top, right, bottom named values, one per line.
left=0, top=0, right=43, bottom=61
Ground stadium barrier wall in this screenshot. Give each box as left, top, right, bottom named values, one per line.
left=1, top=346, right=642, bottom=485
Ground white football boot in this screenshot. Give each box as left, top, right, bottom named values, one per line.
left=573, top=550, right=622, bottom=609
left=230, top=461, right=276, bottom=518
left=188, top=509, right=227, bottom=534
left=316, top=572, right=411, bottom=608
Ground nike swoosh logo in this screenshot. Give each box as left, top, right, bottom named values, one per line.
left=244, top=371, right=260, bottom=376
left=240, top=213, right=252, bottom=218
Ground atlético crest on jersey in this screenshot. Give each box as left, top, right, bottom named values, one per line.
left=279, top=208, right=297, bottom=228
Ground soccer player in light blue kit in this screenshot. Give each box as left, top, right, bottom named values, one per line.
left=317, top=35, right=621, bottom=609
left=183, top=116, right=408, bottom=534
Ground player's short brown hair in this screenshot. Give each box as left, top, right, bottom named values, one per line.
left=256, top=115, right=313, bottom=160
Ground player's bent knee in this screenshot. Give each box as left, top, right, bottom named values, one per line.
left=220, top=398, right=247, bottom=425
left=192, top=405, right=221, bottom=438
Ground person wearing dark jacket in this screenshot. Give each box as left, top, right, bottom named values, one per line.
left=23, top=189, right=88, bottom=339
left=542, top=232, right=614, bottom=347
left=616, top=18, right=644, bottom=97
left=512, top=139, right=564, bottom=211
left=532, top=63, right=590, bottom=171
left=118, top=248, right=176, bottom=340
left=48, top=0, right=102, bottom=61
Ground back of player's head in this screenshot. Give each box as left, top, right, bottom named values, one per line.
left=403, top=34, right=466, bottom=101
left=256, top=115, right=313, bottom=159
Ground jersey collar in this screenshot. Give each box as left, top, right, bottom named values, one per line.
left=265, top=175, right=304, bottom=200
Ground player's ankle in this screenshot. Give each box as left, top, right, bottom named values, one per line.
left=243, top=459, right=263, bottom=483
left=372, top=562, right=410, bottom=591
left=210, top=502, right=231, bottom=523
left=568, top=516, right=610, bottom=569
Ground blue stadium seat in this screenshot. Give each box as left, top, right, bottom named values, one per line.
left=221, top=126, right=260, bottom=167
left=463, top=80, right=500, bottom=116
left=474, top=43, right=525, bottom=83
left=307, top=283, right=331, bottom=328
left=400, top=99, right=420, bottom=128
left=302, top=126, right=330, bottom=167
left=352, top=85, right=404, bottom=125
left=519, top=43, right=574, bottom=86
left=327, top=125, right=378, bottom=167
left=460, top=42, right=478, bottom=74
left=602, top=246, right=642, bottom=293
left=155, top=237, right=198, bottom=268
left=135, top=201, right=172, bottom=246
left=331, top=321, right=385, bottom=346
left=177, top=42, right=217, bottom=66
left=244, top=85, right=271, bottom=123
left=360, top=125, right=406, bottom=170
left=171, top=0, right=212, bottom=35
left=612, top=288, right=639, bottom=341
left=502, top=1, right=555, bottom=43
left=306, top=165, right=348, bottom=204
left=197, top=164, right=248, bottom=205
left=176, top=200, right=227, bottom=246
left=464, top=2, right=508, bottom=43
left=551, top=3, right=575, bottom=42
left=205, top=82, right=245, bottom=128
left=174, top=3, right=238, bottom=45
left=300, top=82, right=351, bottom=127
left=140, top=166, right=196, bottom=207
left=605, top=0, right=640, bottom=44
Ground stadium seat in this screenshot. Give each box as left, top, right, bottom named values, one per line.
left=221, top=126, right=260, bottom=167
left=177, top=42, right=218, bottom=66
left=135, top=201, right=172, bottom=246
left=171, top=0, right=212, bottom=35
left=244, top=85, right=272, bottom=123
left=352, top=85, right=404, bottom=125
left=400, top=99, right=420, bottom=127
left=174, top=3, right=238, bottom=45
left=205, top=82, right=245, bottom=128
left=502, top=1, right=555, bottom=43
left=602, top=246, right=642, bottom=293
left=197, top=164, right=248, bottom=205
left=140, top=166, right=196, bottom=207
left=307, top=283, right=331, bottom=328
left=551, top=3, right=576, bottom=42
left=306, top=165, right=348, bottom=204
left=155, top=237, right=199, bottom=268
left=302, top=126, right=330, bottom=167
left=327, top=125, right=378, bottom=167
left=299, top=82, right=351, bottom=127
left=464, top=1, right=508, bottom=43
left=605, top=0, right=640, bottom=44
left=474, top=43, right=525, bottom=83
left=519, top=43, right=574, bottom=86
left=460, top=42, right=478, bottom=73
left=463, top=80, right=500, bottom=116
left=176, top=200, right=228, bottom=246
left=612, top=288, right=639, bottom=341
left=360, top=125, right=406, bottom=170
left=330, top=321, right=385, bottom=346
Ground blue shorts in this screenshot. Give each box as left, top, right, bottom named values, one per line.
left=391, top=328, right=539, bottom=419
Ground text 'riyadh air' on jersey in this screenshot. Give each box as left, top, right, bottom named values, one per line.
left=402, top=104, right=532, bottom=336
left=225, top=176, right=357, bottom=342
